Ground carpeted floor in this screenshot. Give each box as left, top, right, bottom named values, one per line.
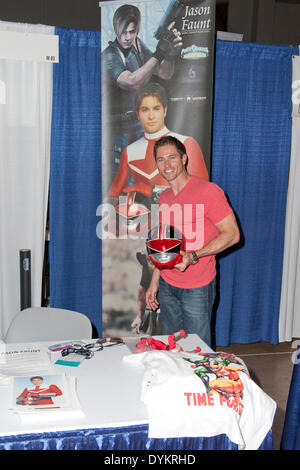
left=215, top=340, right=298, bottom=450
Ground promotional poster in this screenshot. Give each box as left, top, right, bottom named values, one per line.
left=100, top=0, right=216, bottom=336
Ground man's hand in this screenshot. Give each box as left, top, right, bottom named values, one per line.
left=131, top=315, right=142, bottom=334
left=174, top=251, right=193, bottom=272
left=146, top=269, right=160, bottom=311
left=146, top=284, right=159, bottom=311
left=153, top=21, right=183, bottom=62
left=167, top=21, right=183, bottom=53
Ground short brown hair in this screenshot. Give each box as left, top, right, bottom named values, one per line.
left=135, top=82, right=168, bottom=112
left=153, top=136, right=186, bottom=160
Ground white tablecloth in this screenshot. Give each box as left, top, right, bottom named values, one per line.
left=0, top=334, right=211, bottom=438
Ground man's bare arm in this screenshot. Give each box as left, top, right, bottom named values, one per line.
left=175, top=212, right=240, bottom=272
left=145, top=267, right=160, bottom=310
left=117, top=57, right=160, bottom=92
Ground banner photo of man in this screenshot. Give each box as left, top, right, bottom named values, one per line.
left=100, top=0, right=216, bottom=337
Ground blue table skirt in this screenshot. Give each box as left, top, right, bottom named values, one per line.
left=0, top=425, right=273, bottom=450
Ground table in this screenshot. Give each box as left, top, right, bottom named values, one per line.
left=0, top=335, right=273, bottom=450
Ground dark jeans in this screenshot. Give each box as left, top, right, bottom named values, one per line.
left=158, top=276, right=216, bottom=347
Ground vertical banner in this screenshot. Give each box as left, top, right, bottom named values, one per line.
left=100, top=0, right=216, bottom=336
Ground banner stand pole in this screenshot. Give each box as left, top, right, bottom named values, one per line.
left=19, top=249, right=31, bottom=311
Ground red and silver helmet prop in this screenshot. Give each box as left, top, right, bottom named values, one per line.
left=146, top=224, right=183, bottom=269
left=116, top=191, right=150, bottom=235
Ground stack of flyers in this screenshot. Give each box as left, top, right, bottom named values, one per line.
left=0, top=344, right=52, bottom=384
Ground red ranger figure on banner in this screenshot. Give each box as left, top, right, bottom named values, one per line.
left=108, top=82, right=208, bottom=204
left=17, top=376, right=62, bottom=406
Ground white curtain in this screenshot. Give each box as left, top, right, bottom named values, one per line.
left=0, top=22, right=54, bottom=339
left=279, top=55, right=300, bottom=342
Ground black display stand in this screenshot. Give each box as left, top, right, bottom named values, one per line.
left=19, top=249, right=31, bottom=310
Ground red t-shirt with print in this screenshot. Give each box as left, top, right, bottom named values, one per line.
left=159, top=176, right=233, bottom=288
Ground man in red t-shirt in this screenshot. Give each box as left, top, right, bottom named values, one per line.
left=145, top=136, right=240, bottom=346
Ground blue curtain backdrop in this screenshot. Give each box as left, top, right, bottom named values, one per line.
left=48, top=32, right=298, bottom=344
left=49, top=28, right=102, bottom=335
left=211, top=41, right=299, bottom=346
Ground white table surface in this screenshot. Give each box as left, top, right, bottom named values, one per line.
left=0, top=334, right=211, bottom=438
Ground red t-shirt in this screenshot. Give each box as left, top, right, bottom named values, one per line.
left=159, top=176, right=233, bottom=288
